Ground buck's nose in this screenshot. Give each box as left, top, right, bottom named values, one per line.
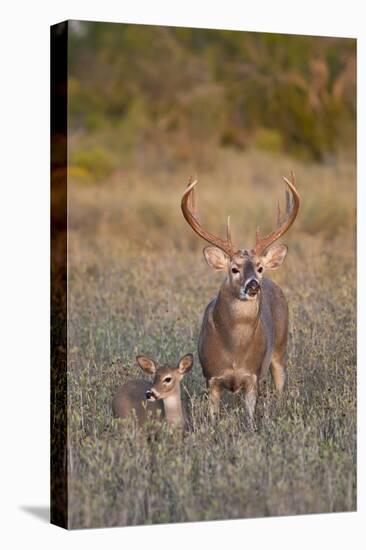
left=244, top=278, right=260, bottom=296
left=145, top=389, right=153, bottom=400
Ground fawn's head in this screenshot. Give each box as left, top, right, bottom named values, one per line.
left=136, top=354, right=194, bottom=401
left=181, top=172, right=300, bottom=301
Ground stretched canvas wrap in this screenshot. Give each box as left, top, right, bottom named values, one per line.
left=51, top=20, right=356, bottom=529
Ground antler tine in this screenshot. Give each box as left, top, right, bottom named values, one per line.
left=188, top=174, right=198, bottom=218
left=285, top=188, right=291, bottom=216
left=277, top=199, right=281, bottom=227
left=290, top=169, right=296, bottom=185
left=227, top=216, right=232, bottom=244
left=286, top=170, right=296, bottom=213
left=256, top=226, right=261, bottom=244
left=253, top=172, right=300, bottom=257
left=181, top=178, right=236, bottom=257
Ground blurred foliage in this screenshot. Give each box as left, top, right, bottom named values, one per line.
left=69, top=146, right=117, bottom=182
left=68, top=21, right=356, bottom=172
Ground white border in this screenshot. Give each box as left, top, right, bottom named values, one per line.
left=0, top=1, right=364, bottom=549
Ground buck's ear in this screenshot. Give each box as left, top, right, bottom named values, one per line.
left=136, top=355, right=157, bottom=375
left=261, top=244, right=288, bottom=270
left=203, top=246, right=229, bottom=271
left=177, top=353, right=194, bottom=374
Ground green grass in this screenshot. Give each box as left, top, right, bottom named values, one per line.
left=66, top=149, right=356, bottom=529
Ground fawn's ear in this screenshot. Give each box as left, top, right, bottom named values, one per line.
left=260, top=244, right=288, bottom=271
left=203, top=246, right=230, bottom=271
left=177, top=353, right=194, bottom=374
left=136, top=355, right=157, bottom=375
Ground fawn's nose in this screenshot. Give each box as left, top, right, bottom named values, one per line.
left=244, top=278, right=260, bottom=296
left=145, top=390, right=153, bottom=400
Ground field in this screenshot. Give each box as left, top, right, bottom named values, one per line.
left=66, top=148, right=356, bottom=529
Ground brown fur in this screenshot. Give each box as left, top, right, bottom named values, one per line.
left=112, top=354, right=193, bottom=428
left=198, top=247, right=289, bottom=427
left=112, top=380, right=164, bottom=424
left=181, top=176, right=299, bottom=427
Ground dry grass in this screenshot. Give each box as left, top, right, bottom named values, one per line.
left=66, top=149, right=356, bottom=529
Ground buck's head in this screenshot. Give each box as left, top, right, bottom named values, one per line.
left=181, top=172, right=300, bottom=302
left=136, top=354, right=194, bottom=401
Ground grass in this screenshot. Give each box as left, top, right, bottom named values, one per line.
left=66, top=148, right=356, bottom=529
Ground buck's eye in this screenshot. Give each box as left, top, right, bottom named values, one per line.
left=231, top=267, right=239, bottom=274
left=164, top=377, right=172, bottom=383
left=257, top=266, right=263, bottom=274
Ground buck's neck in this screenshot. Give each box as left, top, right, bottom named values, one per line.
left=162, top=387, right=185, bottom=428
left=214, top=279, right=261, bottom=334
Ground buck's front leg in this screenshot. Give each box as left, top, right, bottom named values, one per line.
left=243, top=375, right=258, bottom=431
left=207, top=377, right=221, bottom=419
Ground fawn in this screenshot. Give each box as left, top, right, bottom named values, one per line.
left=112, top=354, right=193, bottom=428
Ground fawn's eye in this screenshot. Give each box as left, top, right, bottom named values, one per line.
left=257, top=266, right=263, bottom=274
left=231, top=267, right=239, bottom=274
left=164, top=377, right=172, bottom=383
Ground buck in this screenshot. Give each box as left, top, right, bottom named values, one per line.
left=181, top=172, right=300, bottom=428
left=112, top=354, right=193, bottom=428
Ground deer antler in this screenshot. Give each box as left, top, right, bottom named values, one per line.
left=181, top=177, right=236, bottom=258
left=253, top=171, right=300, bottom=256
